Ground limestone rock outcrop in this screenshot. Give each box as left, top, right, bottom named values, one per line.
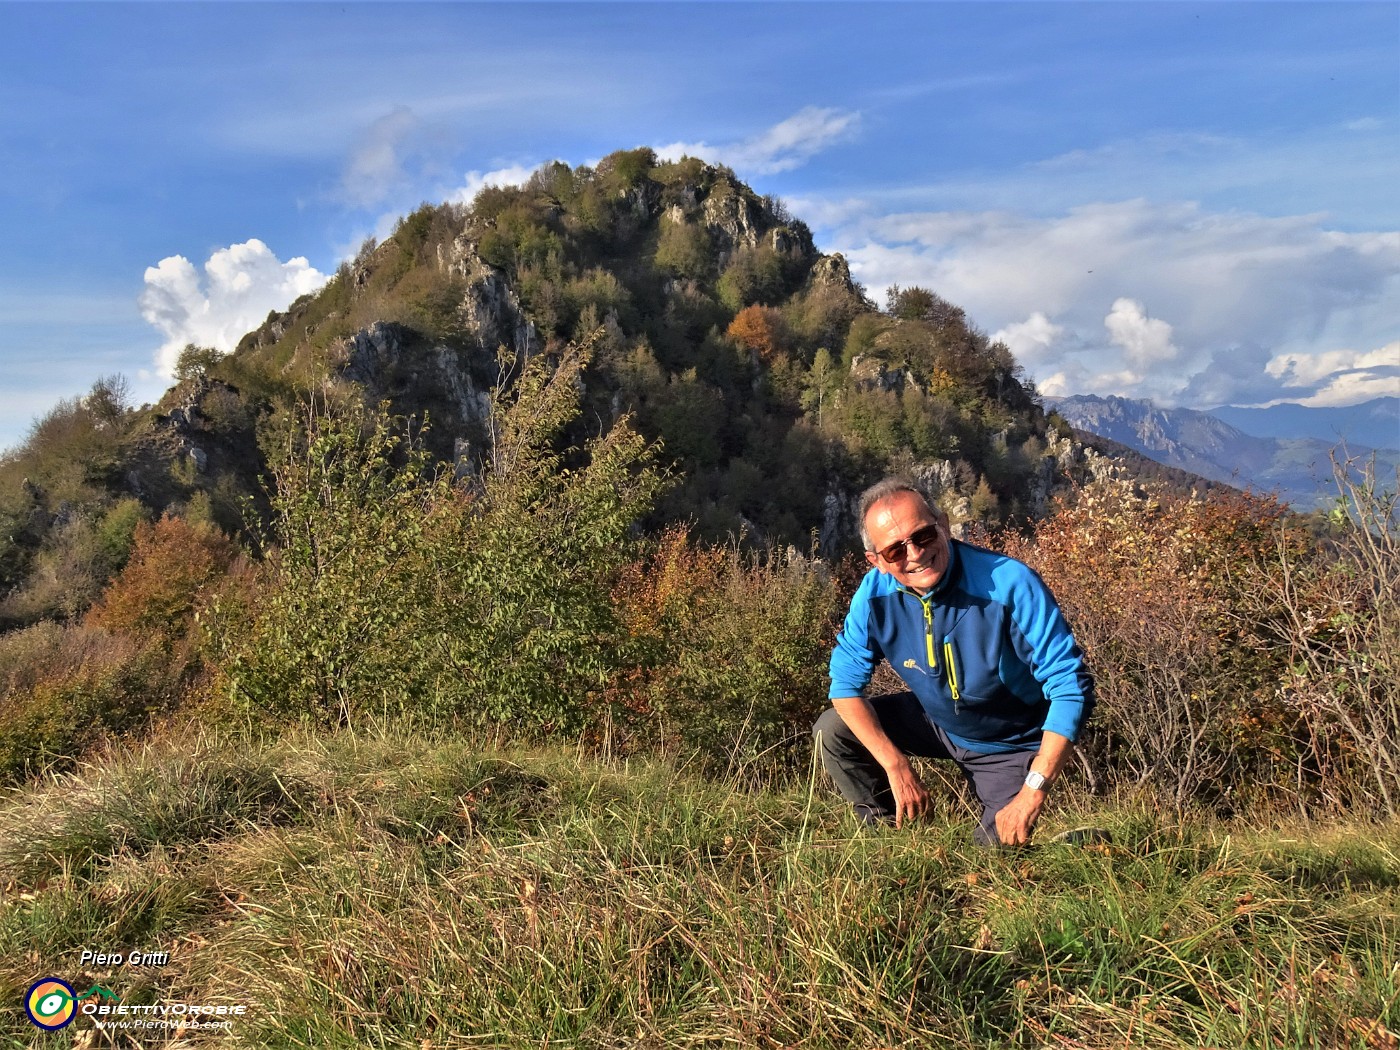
left=437, top=236, right=541, bottom=362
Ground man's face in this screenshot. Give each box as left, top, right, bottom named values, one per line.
left=864, top=491, right=950, bottom=594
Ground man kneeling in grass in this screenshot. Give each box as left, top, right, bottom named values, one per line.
left=814, top=478, right=1095, bottom=846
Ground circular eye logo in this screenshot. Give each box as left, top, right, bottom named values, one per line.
left=25, top=978, right=76, bottom=1030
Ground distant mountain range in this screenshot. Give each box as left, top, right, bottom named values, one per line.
left=1208, top=397, right=1398, bottom=452
left=1045, top=395, right=1400, bottom=511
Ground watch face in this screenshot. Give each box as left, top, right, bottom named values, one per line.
left=1025, top=771, right=1047, bottom=791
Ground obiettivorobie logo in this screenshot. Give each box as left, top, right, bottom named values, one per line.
left=23, top=977, right=248, bottom=1032
left=24, top=979, right=118, bottom=1030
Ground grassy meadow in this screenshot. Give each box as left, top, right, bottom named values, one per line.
left=2, top=727, right=1396, bottom=1049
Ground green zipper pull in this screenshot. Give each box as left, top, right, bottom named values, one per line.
left=922, top=598, right=937, bottom=672
left=943, top=639, right=960, bottom=705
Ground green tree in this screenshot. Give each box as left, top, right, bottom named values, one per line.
left=654, top=217, right=713, bottom=279
left=799, top=348, right=840, bottom=426
left=174, top=345, right=223, bottom=383
left=969, top=476, right=999, bottom=521
left=885, top=284, right=936, bottom=321
left=653, top=370, right=725, bottom=471
left=717, top=245, right=784, bottom=311
left=599, top=146, right=657, bottom=189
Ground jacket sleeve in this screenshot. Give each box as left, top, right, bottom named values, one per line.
left=1005, top=566, right=1095, bottom=741
left=828, top=572, right=883, bottom=700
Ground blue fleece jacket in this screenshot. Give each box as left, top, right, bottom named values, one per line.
left=828, top=539, right=1094, bottom=754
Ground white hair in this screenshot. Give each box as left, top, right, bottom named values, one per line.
left=856, top=477, right=934, bottom=551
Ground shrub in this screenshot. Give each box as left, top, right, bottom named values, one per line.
left=85, top=514, right=239, bottom=644
left=5, top=379, right=131, bottom=506
left=987, top=453, right=1396, bottom=815
left=608, top=527, right=844, bottom=767
left=0, top=499, right=148, bottom=627
left=0, top=509, right=229, bottom=778
left=94, top=497, right=146, bottom=574
left=216, top=336, right=667, bottom=734
left=428, top=340, right=667, bottom=732
left=1235, top=452, right=1400, bottom=815
left=0, top=622, right=172, bottom=781
left=212, top=397, right=452, bottom=725
left=990, top=475, right=1302, bottom=811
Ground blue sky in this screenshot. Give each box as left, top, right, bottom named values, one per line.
left=2, top=1, right=1396, bottom=452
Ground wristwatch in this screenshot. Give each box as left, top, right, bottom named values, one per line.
left=1024, top=770, right=1048, bottom=791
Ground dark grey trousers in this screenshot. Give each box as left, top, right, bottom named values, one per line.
left=813, top=692, right=1035, bottom=846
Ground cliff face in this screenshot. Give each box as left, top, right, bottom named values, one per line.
left=332, top=321, right=493, bottom=434
left=701, top=189, right=763, bottom=257
left=435, top=235, right=541, bottom=363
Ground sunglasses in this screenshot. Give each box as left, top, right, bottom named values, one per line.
left=874, top=523, right=941, bottom=564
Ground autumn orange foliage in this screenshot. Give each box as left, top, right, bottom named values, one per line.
left=86, top=513, right=240, bottom=643
left=0, top=514, right=240, bottom=780
left=984, top=475, right=1313, bottom=811
left=726, top=304, right=787, bottom=362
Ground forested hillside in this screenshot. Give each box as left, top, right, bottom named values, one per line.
left=1, top=149, right=1094, bottom=633
left=231, top=149, right=1067, bottom=547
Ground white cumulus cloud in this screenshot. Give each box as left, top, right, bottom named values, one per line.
left=656, top=106, right=860, bottom=176
left=1263, top=341, right=1400, bottom=407
left=1104, top=298, right=1180, bottom=369
left=450, top=164, right=538, bottom=207
left=1037, top=364, right=1144, bottom=399
left=1265, top=343, right=1399, bottom=387
left=140, top=240, right=328, bottom=376
left=991, top=312, right=1067, bottom=370
left=817, top=198, right=1399, bottom=407
left=1299, top=371, right=1400, bottom=408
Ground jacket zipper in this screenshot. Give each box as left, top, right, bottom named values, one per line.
left=922, top=599, right=936, bottom=672
left=943, top=638, right=960, bottom=708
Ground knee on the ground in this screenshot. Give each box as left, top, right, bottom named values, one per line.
left=812, top=705, right=850, bottom=741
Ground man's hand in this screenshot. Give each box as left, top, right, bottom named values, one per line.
left=994, top=785, right=1046, bottom=845
left=831, top=695, right=930, bottom=828
left=994, top=731, right=1073, bottom=845
left=885, top=756, right=930, bottom=828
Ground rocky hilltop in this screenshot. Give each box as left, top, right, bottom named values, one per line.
left=3, top=149, right=1167, bottom=624
left=202, top=149, right=1128, bottom=548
